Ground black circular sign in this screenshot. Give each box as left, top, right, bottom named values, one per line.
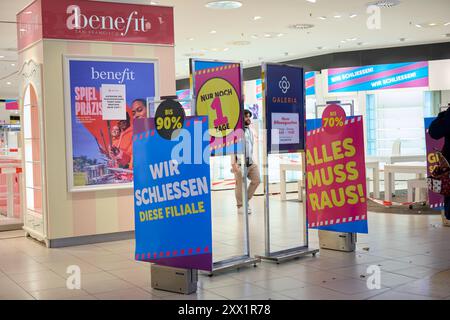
left=154, top=99, right=186, bottom=140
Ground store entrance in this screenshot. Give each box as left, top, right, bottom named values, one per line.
left=0, top=94, right=24, bottom=231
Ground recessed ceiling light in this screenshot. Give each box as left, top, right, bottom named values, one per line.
left=184, top=52, right=205, bottom=57
left=349, top=14, right=358, bottom=18
left=444, top=22, right=450, bottom=26
left=229, top=40, right=251, bottom=46
left=205, top=1, right=242, bottom=9
left=318, top=16, right=327, bottom=20
left=277, top=33, right=285, bottom=37
left=306, top=0, right=317, bottom=3
left=188, top=37, right=195, bottom=41
left=288, top=23, right=314, bottom=30
left=415, top=24, right=422, bottom=28
left=11, top=63, right=15, bottom=67
left=223, top=48, right=230, bottom=52
left=6, top=82, right=11, bottom=85
left=368, top=0, right=401, bottom=8
left=333, top=15, right=342, bottom=18
left=19, top=28, right=26, bottom=32
left=251, top=34, right=259, bottom=39
left=346, top=38, right=357, bottom=41
left=253, top=16, right=262, bottom=20
left=24, top=11, right=33, bottom=14
left=429, top=22, right=437, bottom=26
left=210, top=30, right=217, bottom=34
left=149, top=1, right=159, bottom=4
left=340, top=40, right=346, bottom=43
left=0, top=56, right=5, bottom=59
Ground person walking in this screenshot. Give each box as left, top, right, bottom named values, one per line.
left=231, top=110, right=261, bottom=214
left=429, top=106, right=450, bottom=219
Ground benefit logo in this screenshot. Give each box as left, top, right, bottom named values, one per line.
left=66, top=5, right=151, bottom=36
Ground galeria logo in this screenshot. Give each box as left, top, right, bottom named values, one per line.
left=279, top=76, right=291, bottom=94
left=66, top=5, right=150, bottom=36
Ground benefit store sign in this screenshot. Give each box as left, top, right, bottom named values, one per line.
left=17, top=0, right=174, bottom=50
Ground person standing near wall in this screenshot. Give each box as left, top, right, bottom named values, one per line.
left=429, top=106, right=450, bottom=220
left=231, top=110, right=261, bottom=214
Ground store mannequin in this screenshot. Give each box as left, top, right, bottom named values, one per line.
left=429, top=104, right=450, bottom=220
left=231, top=110, right=261, bottom=214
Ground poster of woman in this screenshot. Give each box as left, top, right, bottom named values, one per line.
left=64, top=57, right=157, bottom=191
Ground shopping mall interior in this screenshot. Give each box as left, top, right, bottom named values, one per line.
left=0, top=0, right=450, bottom=302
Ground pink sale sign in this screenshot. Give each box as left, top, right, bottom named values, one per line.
left=306, top=110, right=368, bottom=230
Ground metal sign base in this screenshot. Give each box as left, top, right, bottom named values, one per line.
left=151, top=265, right=198, bottom=295
left=257, top=247, right=319, bottom=264
left=318, top=230, right=357, bottom=252
left=203, top=255, right=261, bottom=276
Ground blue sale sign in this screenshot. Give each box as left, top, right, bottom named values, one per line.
left=133, top=116, right=213, bottom=271
left=264, top=63, right=305, bottom=154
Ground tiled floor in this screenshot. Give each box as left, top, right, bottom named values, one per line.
left=0, top=190, right=449, bottom=300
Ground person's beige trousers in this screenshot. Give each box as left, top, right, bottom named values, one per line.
left=234, top=164, right=261, bottom=208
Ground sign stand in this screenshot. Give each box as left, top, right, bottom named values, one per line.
left=207, top=155, right=260, bottom=275
left=151, top=265, right=198, bottom=295
left=316, top=107, right=358, bottom=253
left=190, top=59, right=260, bottom=275
left=257, top=63, right=319, bottom=264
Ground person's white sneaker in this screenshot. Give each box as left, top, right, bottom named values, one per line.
left=237, top=207, right=244, bottom=214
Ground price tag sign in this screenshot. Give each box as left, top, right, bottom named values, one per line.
left=154, top=99, right=186, bottom=140
left=322, top=104, right=346, bottom=135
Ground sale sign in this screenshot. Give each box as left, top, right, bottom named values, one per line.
left=64, top=57, right=156, bottom=191
left=306, top=106, right=368, bottom=234
left=424, top=117, right=445, bottom=210
left=192, top=60, right=243, bottom=156
left=133, top=116, right=212, bottom=271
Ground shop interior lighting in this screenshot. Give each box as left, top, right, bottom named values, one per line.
left=369, top=0, right=401, bottom=8
left=288, top=23, right=314, bottom=30
left=205, top=1, right=243, bottom=9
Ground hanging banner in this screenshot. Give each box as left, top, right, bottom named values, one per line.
left=133, top=116, right=213, bottom=271
left=305, top=71, right=316, bottom=96
left=306, top=105, right=368, bottom=234
left=191, top=59, right=244, bottom=156
left=264, top=63, right=305, bottom=154
left=64, top=57, right=157, bottom=191
left=328, top=61, right=429, bottom=93
left=424, top=117, right=445, bottom=210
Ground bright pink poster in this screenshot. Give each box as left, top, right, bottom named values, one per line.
left=306, top=108, right=368, bottom=231
left=193, top=61, right=243, bottom=156
left=424, top=117, right=445, bottom=209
